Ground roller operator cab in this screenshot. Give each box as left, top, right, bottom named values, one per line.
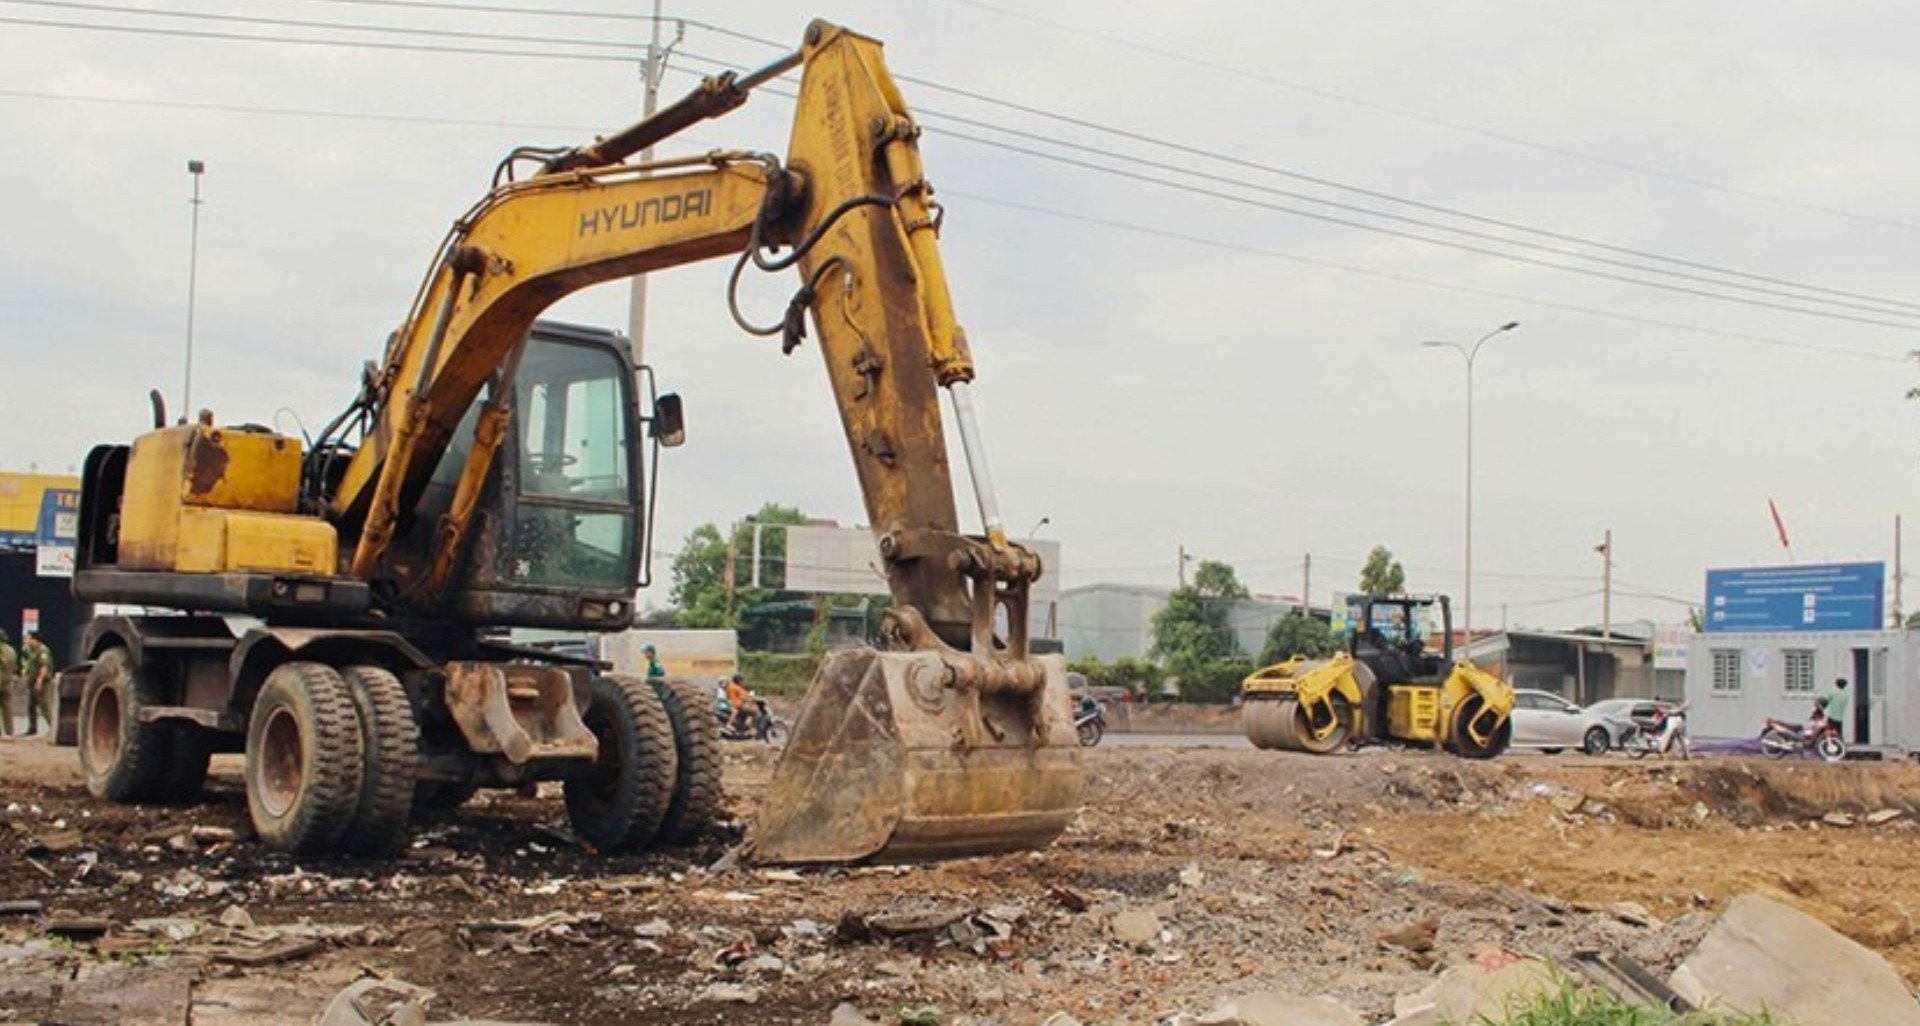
left=1239, top=594, right=1514, bottom=759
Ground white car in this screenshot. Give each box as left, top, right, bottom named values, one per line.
left=1506, top=689, right=1589, bottom=754
left=1508, top=690, right=1679, bottom=756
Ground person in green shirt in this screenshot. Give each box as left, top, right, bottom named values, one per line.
left=0, top=630, right=17, bottom=738
left=19, top=632, right=52, bottom=737
left=1822, top=677, right=1851, bottom=738
left=641, top=644, right=665, bottom=680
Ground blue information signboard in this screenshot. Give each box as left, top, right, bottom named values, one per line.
left=1704, top=562, right=1884, bottom=633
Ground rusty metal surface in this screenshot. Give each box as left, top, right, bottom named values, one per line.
left=443, top=662, right=596, bottom=765
left=749, top=647, right=1084, bottom=864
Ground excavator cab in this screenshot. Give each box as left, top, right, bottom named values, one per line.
left=408, top=321, right=681, bottom=631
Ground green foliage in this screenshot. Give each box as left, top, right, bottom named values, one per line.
left=1192, top=559, right=1249, bottom=600
left=1067, top=656, right=1166, bottom=700
left=1172, top=660, right=1255, bottom=705
left=1150, top=559, right=1249, bottom=676
left=1261, top=613, right=1335, bottom=664
left=1359, top=545, right=1407, bottom=595
left=738, top=651, right=821, bottom=696
left=666, top=503, right=813, bottom=646
left=1469, top=977, right=1780, bottom=1025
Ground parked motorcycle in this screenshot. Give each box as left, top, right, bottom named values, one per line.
left=1760, top=718, right=1846, bottom=762
left=716, top=697, right=789, bottom=744
left=1074, top=699, right=1105, bottom=748
left=1620, top=702, right=1689, bottom=760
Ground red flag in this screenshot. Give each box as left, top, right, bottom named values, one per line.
left=1767, top=498, right=1791, bottom=549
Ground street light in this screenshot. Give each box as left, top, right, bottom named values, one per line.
left=1422, top=320, right=1520, bottom=650
left=183, top=159, right=206, bottom=420
left=1028, top=516, right=1051, bottom=538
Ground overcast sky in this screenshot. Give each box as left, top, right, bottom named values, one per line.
left=4, top=1, right=1919, bottom=631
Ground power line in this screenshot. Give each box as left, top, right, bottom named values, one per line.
left=1, top=0, right=644, bottom=49
left=0, top=11, right=639, bottom=62
left=928, top=0, right=1920, bottom=234
left=21, top=4, right=1918, bottom=321
left=0, top=86, right=603, bottom=132
left=281, top=0, right=788, bottom=48
left=939, top=189, right=1909, bottom=365
left=672, top=50, right=1920, bottom=332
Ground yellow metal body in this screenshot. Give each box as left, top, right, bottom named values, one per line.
left=1240, top=652, right=1514, bottom=757
left=118, top=424, right=336, bottom=574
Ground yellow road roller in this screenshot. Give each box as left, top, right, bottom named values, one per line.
left=1241, top=594, right=1512, bottom=758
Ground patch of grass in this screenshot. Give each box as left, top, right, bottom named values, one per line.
left=1475, top=981, right=1784, bottom=1026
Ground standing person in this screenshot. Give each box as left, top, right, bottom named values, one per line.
left=1824, top=677, right=1851, bottom=741
left=19, top=632, right=51, bottom=737
left=0, top=630, right=17, bottom=738
left=641, top=644, right=666, bottom=680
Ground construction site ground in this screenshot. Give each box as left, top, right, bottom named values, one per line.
left=5, top=737, right=1920, bottom=1025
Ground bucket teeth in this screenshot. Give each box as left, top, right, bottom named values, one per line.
left=749, top=647, right=1087, bottom=864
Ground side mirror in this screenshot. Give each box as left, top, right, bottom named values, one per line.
left=650, top=393, right=685, bottom=449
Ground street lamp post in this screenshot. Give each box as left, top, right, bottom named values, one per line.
left=1422, top=320, right=1520, bottom=651
left=184, top=159, right=206, bottom=419
left=1028, top=516, right=1051, bottom=538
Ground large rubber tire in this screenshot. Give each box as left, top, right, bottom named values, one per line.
left=1582, top=726, right=1612, bottom=757
left=78, top=646, right=175, bottom=804
left=245, top=662, right=365, bottom=856
left=649, top=677, right=724, bottom=847
left=160, top=723, right=213, bottom=803
left=1451, top=695, right=1512, bottom=760
left=340, top=666, right=420, bottom=857
left=565, top=675, right=677, bottom=853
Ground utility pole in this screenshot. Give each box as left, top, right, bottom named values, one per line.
left=1422, top=321, right=1520, bottom=644
left=1595, top=529, right=1613, bottom=639
left=183, top=159, right=206, bottom=418
left=1177, top=545, right=1192, bottom=588
left=724, top=528, right=738, bottom=615
left=1302, top=553, right=1312, bottom=617
left=626, top=1, right=682, bottom=368
left=1896, top=514, right=1905, bottom=629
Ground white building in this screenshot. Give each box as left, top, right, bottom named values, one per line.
left=1057, top=583, right=1305, bottom=663
left=1684, top=630, right=1913, bottom=749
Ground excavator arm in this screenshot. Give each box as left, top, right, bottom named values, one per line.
left=321, top=20, right=1080, bottom=862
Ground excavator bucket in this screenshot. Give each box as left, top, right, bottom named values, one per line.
left=749, top=647, right=1086, bottom=864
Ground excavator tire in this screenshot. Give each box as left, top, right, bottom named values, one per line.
left=565, top=675, right=677, bottom=853
left=79, top=646, right=176, bottom=804
left=340, top=666, right=421, bottom=857
left=1450, top=693, right=1512, bottom=760
left=159, top=723, right=213, bottom=804
left=245, top=662, right=366, bottom=856
left=650, top=676, right=724, bottom=847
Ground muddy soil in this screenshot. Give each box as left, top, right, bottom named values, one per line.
left=4, top=739, right=1920, bottom=1025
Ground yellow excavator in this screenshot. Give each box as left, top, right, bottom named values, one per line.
left=56, top=20, right=1083, bottom=862
left=1240, top=594, right=1513, bottom=758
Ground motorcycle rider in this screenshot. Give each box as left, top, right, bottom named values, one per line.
left=724, top=673, right=754, bottom=736
left=1823, top=678, right=1851, bottom=741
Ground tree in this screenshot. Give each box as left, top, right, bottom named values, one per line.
left=1359, top=545, right=1406, bottom=595
left=1260, top=613, right=1335, bottom=664
left=667, top=503, right=812, bottom=644
left=1150, top=559, right=1248, bottom=676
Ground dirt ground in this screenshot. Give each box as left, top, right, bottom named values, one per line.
left=6, top=737, right=1920, bottom=1025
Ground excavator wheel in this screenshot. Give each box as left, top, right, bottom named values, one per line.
left=1450, top=693, right=1512, bottom=760
left=78, top=646, right=176, bottom=804
left=649, top=676, right=725, bottom=847
left=565, top=675, right=678, bottom=853
left=1242, top=694, right=1353, bottom=754
left=245, top=662, right=367, bottom=855
left=339, top=666, right=421, bottom=857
